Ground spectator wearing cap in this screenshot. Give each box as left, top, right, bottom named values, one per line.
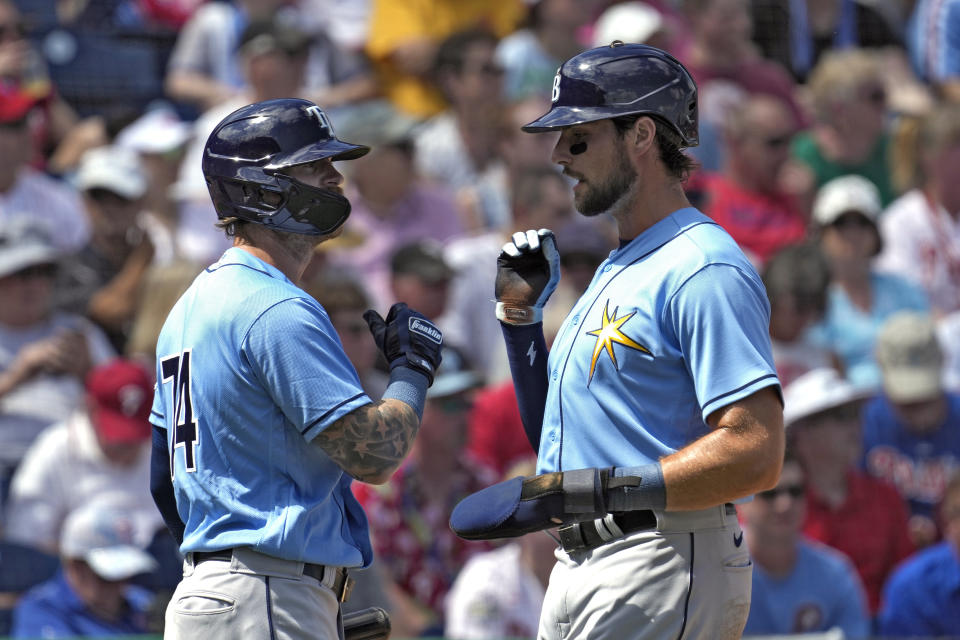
left=115, top=106, right=194, bottom=267
left=876, top=103, right=960, bottom=318
left=165, top=2, right=374, bottom=115
left=321, top=104, right=466, bottom=312
left=389, top=240, right=455, bottom=323
left=353, top=349, right=496, bottom=637
left=805, top=174, right=929, bottom=389
left=54, top=145, right=154, bottom=354
left=4, top=358, right=164, bottom=557
left=697, top=93, right=809, bottom=268
left=762, top=241, right=834, bottom=388
left=739, top=447, right=871, bottom=638
left=10, top=501, right=157, bottom=637
left=861, top=311, right=960, bottom=548
left=878, top=469, right=960, bottom=636
left=0, top=93, right=88, bottom=253
left=782, top=367, right=913, bottom=616
left=0, top=221, right=115, bottom=509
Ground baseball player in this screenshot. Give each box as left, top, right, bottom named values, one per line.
left=450, top=43, right=785, bottom=639
left=149, top=98, right=443, bottom=640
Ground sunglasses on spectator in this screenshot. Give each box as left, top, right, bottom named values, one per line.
left=757, top=485, right=805, bottom=501
left=761, top=133, right=794, bottom=149
left=8, top=264, right=57, bottom=279
left=433, top=395, right=473, bottom=414
left=830, top=212, right=874, bottom=230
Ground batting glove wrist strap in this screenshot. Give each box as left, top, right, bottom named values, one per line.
left=364, top=302, right=443, bottom=386
left=382, top=367, right=428, bottom=420
left=606, top=462, right=667, bottom=512
left=495, top=302, right=542, bottom=325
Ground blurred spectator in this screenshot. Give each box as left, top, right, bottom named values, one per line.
left=805, top=175, right=929, bottom=388
left=414, top=27, right=511, bottom=231
left=442, top=165, right=576, bottom=385
left=165, top=1, right=374, bottom=114
left=783, top=367, right=913, bottom=615
left=762, top=241, right=834, bottom=387
left=877, top=469, right=960, bottom=636
left=444, top=458, right=554, bottom=640
left=739, top=452, right=871, bottom=638
left=297, top=0, right=372, bottom=53
left=0, top=0, right=79, bottom=167
left=0, top=95, right=88, bottom=252
left=791, top=48, right=898, bottom=206
left=698, top=93, right=809, bottom=267
left=906, top=0, right=960, bottom=102
left=322, top=104, right=465, bottom=311
left=389, top=240, right=455, bottom=323
left=353, top=350, right=496, bottom=637
left=115, top=105, right=193, bottom=266
left=364, top=0, right=525, bottom=119
left=4, top=358, right=164, bottom=555
left=861, top=311, right=960, bottom=548
left=303, top=268, right=389, bottom=399
left=172, top=17, right=321, bottom=265
left=55, top=145, right=154, bottom=354
left=494, top=0, right=592, bottom=103
left=10, top=501, right=157, bottom=637
left=876, top=102, right=960, bottom=318
left=0, top=220, right=114, bottom=508
left=750, top=0, right=903, bottom=83
left=680, top=0, right=806, bottom=135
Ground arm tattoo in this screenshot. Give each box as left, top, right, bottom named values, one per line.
left=313, top=400, right=419, bottom=483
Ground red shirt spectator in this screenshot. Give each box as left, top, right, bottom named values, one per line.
left=466, top=381, right=534, bottom=477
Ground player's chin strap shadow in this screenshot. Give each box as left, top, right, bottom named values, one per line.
left=449, top=466, right=659, bottom=541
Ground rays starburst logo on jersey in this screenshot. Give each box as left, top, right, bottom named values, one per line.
left=586, top=300, right=650, bottom=383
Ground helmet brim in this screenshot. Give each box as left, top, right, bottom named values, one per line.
left=266, top=138, right=370, bottom=169
left=521, top=106, right=621, bottom=133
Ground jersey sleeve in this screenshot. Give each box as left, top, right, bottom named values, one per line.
left=666, top=263, right=781, bottom=420
left=243, top=297, right=371, bottom=441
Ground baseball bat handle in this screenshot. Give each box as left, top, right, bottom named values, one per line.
left=344, top=606, right=392, bottom=640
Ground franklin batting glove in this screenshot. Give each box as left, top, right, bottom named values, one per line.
left=364, top=302, right=443, bottom=386
left=495, top=228, right=560, bottom=325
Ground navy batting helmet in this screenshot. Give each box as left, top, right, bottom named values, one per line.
left=522, top=42, right=699, bottom=147
left=202, top=98, right=370, bottom=235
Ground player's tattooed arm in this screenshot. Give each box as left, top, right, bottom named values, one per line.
left=313, top=398, right=420, bottom=485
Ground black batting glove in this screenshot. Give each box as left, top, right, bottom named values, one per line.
left=363, top=302, right=443, bottom=386
left=495, top=229, right=561, bottom=325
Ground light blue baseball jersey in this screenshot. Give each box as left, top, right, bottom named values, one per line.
left=150, top=248, right=374, bottom=567
left=538, top=208, right=779, bottom=474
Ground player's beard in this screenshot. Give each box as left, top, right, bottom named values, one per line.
left=574, top=145, right=636, bottom=217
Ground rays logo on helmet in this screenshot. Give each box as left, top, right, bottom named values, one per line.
left=551, top=70, right=561, bottom=103
left=305, top=105, right=334, bottom=135
left=409, top=318, right=442, bottom=344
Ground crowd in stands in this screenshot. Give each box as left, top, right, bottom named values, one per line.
left=0, top=0, right=959, bottom=637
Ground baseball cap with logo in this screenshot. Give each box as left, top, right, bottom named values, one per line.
left=782, top=367, right=875, bottom=428
left=86, top=359, right=153, bottom=443
left=876, top=311, right=943, bottom=403
left=60, top=502, right=157, bottom=581
left=75, top=145, right=147, bottom=200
